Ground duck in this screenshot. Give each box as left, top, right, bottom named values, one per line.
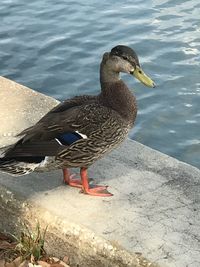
left=0, top=45, right=155, bottom=197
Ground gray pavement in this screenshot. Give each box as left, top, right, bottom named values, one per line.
left=0, top=76, right=200, bottom=267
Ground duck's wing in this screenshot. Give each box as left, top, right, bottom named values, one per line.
left=18, top=95, right=97, bottom=137
left=3, top=95, right=97, bottom=158
left=4, top=97, right=122, bottom=158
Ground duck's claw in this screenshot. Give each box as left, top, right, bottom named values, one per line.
left=80, top=167, right=113, bottom=197
left=80, top=185, right=113, bottom=197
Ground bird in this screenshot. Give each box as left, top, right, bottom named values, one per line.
left=0, top=45, right=155, bottom=197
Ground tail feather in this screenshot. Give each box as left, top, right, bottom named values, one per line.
left=0, top=158, right=36, bottom=176
left=0, top=137, right=59, bottom=176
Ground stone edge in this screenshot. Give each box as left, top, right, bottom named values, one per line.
left=0, top=184, right=161, bottom=267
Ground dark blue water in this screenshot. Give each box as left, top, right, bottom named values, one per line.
left=0, top=0, right=200, bottom=168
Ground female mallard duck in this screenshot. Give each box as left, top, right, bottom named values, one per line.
left=0, top=45, right=155, bottom=197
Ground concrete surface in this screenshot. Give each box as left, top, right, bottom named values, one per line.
left=0, top=185, right=155, bottom=267
left=0, top=76, right=59, bottom=147
left=0, top=76, right=200, bottom=267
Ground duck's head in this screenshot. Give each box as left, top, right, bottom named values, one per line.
left=102, top=45, right=155, bottom=88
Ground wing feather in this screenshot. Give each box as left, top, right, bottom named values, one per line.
left=4, top=95, right=123, bottom=159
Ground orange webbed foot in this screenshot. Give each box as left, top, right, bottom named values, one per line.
left=80, top=167, right=113, bottom=197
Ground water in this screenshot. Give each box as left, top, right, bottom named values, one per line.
left=0, top=0, right=199, bottom=168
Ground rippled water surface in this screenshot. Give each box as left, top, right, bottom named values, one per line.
left=0, top=0, right=200, bottom=168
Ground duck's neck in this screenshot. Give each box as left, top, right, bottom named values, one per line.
left=99, top=80, right=137, bottom=124
left=100, top=62, right=120, bottom=84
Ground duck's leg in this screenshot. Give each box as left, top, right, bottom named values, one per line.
left=80, top=167, right=113, bottom=197
left=62, top=168, right=82, bottom=188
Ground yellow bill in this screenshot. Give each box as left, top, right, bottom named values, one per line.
left=133, top=66, right=155, bottom=88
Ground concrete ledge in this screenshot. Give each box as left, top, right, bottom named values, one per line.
left=0, top=77, right=200, bottom=267
left=0, top=185, right=158, bottom=267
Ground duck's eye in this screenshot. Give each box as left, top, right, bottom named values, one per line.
left=138, top=70, right=142, bottom=74
left=122, top=55, right=128, bottom=60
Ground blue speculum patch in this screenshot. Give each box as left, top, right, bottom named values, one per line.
left=57, top=132, right=82, bottom=145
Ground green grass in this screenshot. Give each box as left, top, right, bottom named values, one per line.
left=13, top=222, right=48, bottom=262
